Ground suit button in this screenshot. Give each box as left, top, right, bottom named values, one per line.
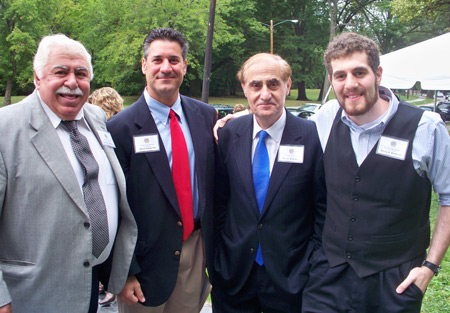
left=258, top=224, right=263, bottom=229
left=350, top=217, right=356, bottom=222
left=83, top=261, right=90, bottom=268
left=348, top=235, right=353, bottom=241
left=84, top=222, right=90, bottom=229
left=355, top=176, right=360, bottom=182
left=174, top=251, right=181, bottom=256
left=346, top=253, right=352, bottom=259
left=353, top=197, right=359, bottom=202
left=250, top=248, right=255, bottom=254
left=177, top=221, right=183, bottom=227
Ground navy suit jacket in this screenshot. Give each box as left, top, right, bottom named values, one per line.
left=213, top=111, right=326, bottom=296
left=107, top=94, right=217, bottom=306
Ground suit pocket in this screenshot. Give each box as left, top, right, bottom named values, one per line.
left=0, top=260, right=36, bottom=280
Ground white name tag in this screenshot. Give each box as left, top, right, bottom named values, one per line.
left=376, top=135, right=409, bottom=161
left=133, top=134, right=160, bottom=153
left=98, top=130, right=116, bottom=148
left=278, top=145, right=304, bottom=163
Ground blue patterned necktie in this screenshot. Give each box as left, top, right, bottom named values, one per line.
left=62, top=120, right=109, bottom=258
left=252, top=130, right=270, bottom=265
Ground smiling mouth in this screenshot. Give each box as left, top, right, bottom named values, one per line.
left=58, top=93, right=81, bottom=99
left=345, top=94, right=362, bottom=101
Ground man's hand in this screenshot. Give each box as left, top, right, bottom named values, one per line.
left=213, top=114, right=235, bottom=142
left=396, top=266, right=434, bottom=294
left=118, top=276, right=145, bottom=305
left=0, top=303, right=12, bottom=313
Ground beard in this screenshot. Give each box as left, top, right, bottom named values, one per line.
left=336, top=82, right=379, bottom=117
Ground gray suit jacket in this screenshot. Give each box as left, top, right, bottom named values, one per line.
left=0, top=91, right=137, bottom=312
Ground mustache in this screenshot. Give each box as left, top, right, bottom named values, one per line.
left=56, top=86, right=84, bottom=96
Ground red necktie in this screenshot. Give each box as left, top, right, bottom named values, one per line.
left=169, top=109, right=194, bottom=241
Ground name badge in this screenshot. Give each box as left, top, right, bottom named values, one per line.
left=376, top=135, right=409, bottom=161
left=278, top=145, right=304, bottom=163
left=98, top=130, right=116, bottom=148
left=134, top=134, right=160, bottom=153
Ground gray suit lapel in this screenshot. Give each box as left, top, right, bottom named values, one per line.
left=29, top=94, right=87, bottom=215
left=84, top=105, right=127, bottom=199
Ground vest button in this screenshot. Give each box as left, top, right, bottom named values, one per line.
left=353, top=197, right=359, bottom=202
left=348, top=235, right=353, bottom=241
left=258, top=224, right=263, bottom=229
left=355, top=177, right=360, bottom=182
left=346, top=253, right=352, bottom=259
left=350, top=217, right=356, bottom=222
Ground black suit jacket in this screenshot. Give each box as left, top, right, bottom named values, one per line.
left=107, top=94, right=217, bottom=306
left=213, top=111, right=326, bottom=296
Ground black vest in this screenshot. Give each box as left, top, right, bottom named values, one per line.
left=323, top=101, right=431, bottom=277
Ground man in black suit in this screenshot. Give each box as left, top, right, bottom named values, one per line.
left=212, top=53, right=327, bottom=312
left=107, top=28, right=217, bottom=313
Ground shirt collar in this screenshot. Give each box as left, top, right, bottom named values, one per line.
left=144, top=87, right=182, bottom=125
left=37, top=90, right=90, bottom=131
left=340, top=86, right=399, bottom=132
left=252, top=108, right=286, bottom=142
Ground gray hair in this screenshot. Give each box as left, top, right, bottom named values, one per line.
left=33, top=34, right=94, bottom=80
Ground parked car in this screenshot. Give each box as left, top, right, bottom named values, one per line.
left=418, top=105, right=446, bottom=122
left=213, top=104, right=234, bottom=119
left=287, top=103, right=321, bottom=120
left=437, top=101, right=450, bottom=121
left=298, top=103, right=321, bottom=113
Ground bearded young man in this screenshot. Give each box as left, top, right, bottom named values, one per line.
left=302, top=32, right=450, bottom=313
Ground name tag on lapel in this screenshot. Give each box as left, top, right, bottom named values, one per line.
left=376, top=135, right=409, bottom=160
left=134, top=134, right=160, bottom=153
left=98, top=130, right=116, bottom=148
left=278, top=145, right=304, bottom=163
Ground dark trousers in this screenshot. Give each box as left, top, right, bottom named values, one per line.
left=88, top=266, right=100, bottom=313
left=302, top=248, right=425, bottom=313
left=212, top=262, right=302, bottom=313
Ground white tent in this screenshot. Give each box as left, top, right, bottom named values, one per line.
left=380, top=32, right=450, bottom=91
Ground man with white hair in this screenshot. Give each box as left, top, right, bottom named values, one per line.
left=0, top=34, right=137, bottom=313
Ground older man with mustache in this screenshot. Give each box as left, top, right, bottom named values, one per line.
left=0, top=34, right=137, bottom=313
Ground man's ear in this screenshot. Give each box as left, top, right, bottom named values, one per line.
left=34, top=72, right=41, bottom=88
left=286, top=77, right=292, bottom=96
left=376, top=66, right=383, bottom=86
left=241, top=82, right=247, bottom=97
left=142, top=58, right=147, bottom=74
left=183, top=59, right=187, bottom=75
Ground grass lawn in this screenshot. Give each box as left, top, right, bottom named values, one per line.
left=421, top=193, right=450, bottom=313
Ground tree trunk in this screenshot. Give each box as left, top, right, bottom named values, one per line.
left=296, top=81, right=308, bottom=100
left=4, top=79, right=12, bottom=106
left=319, top=0, right=338, bottom=103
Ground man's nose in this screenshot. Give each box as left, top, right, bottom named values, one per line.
left=64, top=72, right=78, bottom=89
left=160, top=59, right=172, bottom=72
left=345, top=74, right=358, bottom=89
left=260, top=85, right=272, bottom=100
